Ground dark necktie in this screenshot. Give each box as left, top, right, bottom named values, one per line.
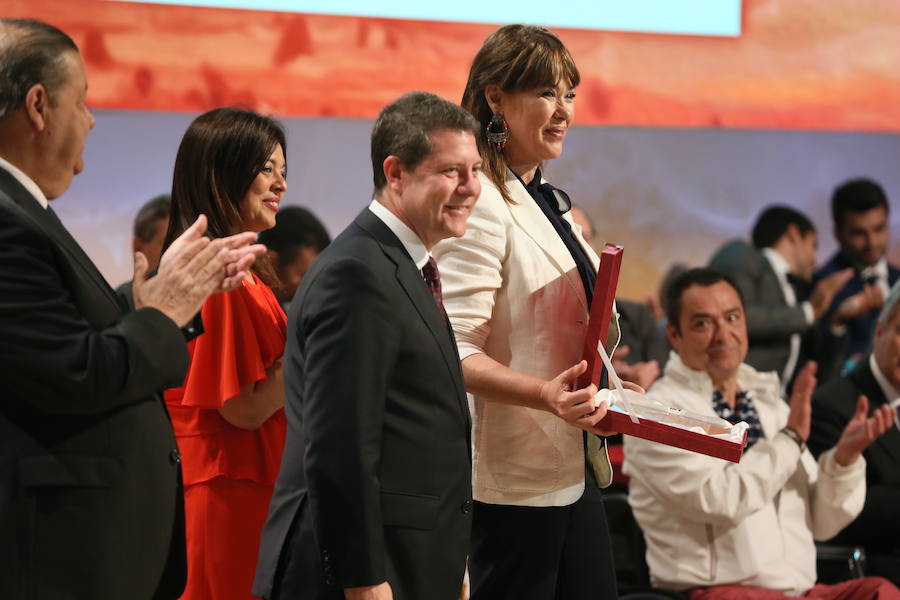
left=421, top=257, right=446, bottom=319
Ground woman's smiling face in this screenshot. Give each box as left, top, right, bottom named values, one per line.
left=489, top=80, right=575, bottom=174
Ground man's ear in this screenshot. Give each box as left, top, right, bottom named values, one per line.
left=383, top=155, right=404, bottom=194
left=23, top=83, right=50, bottom=132
left=484, top=84, right=502, bottom=113
left=665, top=321, right=680, bottom=350
left=784, top=223, right=801, bottom=244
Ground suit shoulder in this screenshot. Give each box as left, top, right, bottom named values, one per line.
left=709, top=239, right=762, bottom=269
left=0, top=193, right=42, bottom=234
left=0, top=196, right=54, bottom=260
left=814, top=251, right=847, bottom=280
left=297, top=232, right=388, bottom=300
left=616, top=299, right=654, bottom=326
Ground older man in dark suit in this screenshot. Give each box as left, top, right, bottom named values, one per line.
left=253, top=92, right=481, bottom=600
left=0, top=19, right=263, bottom=600
left=810, top=282, right=900, bottom=582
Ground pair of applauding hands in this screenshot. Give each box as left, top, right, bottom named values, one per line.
left=131, top=215, right=266, bottom=327
left=785, top=362, right=895, bottom=466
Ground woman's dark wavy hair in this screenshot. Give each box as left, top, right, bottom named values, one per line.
left=163, top=107, right=286, bottom=287
left=461, top=24, right=580, bottom=204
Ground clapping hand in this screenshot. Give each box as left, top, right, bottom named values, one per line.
left=833, top=395, right=896, bottom=466
left=133, top=215, right=266, bottom=327
left=785, top=361, right=817, bottom=443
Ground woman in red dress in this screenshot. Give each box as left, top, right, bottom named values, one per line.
left=162, top=107, right=289, bottom=600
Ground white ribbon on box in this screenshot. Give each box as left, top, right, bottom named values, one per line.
left=594, top=336, right=641, bottom=424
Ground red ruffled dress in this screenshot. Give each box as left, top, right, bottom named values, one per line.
left=164, top=274, right=287, bottom=600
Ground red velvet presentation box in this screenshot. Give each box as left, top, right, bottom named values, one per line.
left=580, top=245, right=748, bottom=463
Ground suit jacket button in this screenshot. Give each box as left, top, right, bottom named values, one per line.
left=169, top=449, right=182, bottom=464
left=461, top=500, right=472, bottom=514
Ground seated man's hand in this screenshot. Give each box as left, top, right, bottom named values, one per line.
left=612, top=346, right=660, bottom=391
left=833, top=395, right=896, bottom=466
left=809, top=268, right=853, bottom=319
left=785, top=361, right=817, bottom=443
left=133, top=215, right=266, bottom=327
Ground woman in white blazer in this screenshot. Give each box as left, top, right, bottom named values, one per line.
left=433, top=24, right=620, bottom=600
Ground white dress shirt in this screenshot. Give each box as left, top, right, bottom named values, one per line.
left=0, top=156, right=48, bottom=208
left=368, top=199, right=430, bottom=273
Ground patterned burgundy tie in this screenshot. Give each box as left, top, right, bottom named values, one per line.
left=421, top=257, right=446, bottom=320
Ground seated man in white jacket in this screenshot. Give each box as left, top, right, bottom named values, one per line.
left=623, top=267, right=898, bottom=599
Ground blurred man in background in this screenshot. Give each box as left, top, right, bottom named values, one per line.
left=257, top=205, right=330, bottom=309
left=815, top=178, right=900, bottom=371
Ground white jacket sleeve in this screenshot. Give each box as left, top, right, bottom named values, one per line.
left=625, top=433, right=804, bottom=527
left=432, top=188, right=507, bottom=361
left=809, top=449, right=866, bottom=541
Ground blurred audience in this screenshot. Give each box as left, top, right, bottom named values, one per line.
left=623, top=267, right=896, bottom=598
left=710, top=206, right=851, bottom=389
left=116, top=193, right=171, bottom=306
left=810, top=281, right=900, bottom=583
left=132, top=193, right=171, bottom=272
left=815, top=178, right=899, bottom=371
left=257, top=205, right=330, bottom=308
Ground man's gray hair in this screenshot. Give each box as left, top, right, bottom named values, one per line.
left=370, top=91, right=480, bottom=192
left=880, top=280, right=900, bottom=326
left=0, top=19, right=78, bottom=122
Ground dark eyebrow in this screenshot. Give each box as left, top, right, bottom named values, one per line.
left=689, top=312, right=715, bottom=321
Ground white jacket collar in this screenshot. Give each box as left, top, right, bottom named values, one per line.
left=663, top=351, right=782, bottom=408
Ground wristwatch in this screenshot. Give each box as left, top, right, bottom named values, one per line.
left=781, top=426, right=806, bottom=452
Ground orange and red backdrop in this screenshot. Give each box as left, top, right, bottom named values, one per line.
left=6, top=0, right=900, bottom=297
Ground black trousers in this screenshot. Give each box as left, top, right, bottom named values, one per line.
left=469, top=468, right=617, bottom=600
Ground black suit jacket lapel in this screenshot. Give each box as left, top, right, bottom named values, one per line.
left=0, top=168, right=122, bottom=315
left=356, top=209, right=470, bottom=428
left=851, top=361, right=900, bottom=468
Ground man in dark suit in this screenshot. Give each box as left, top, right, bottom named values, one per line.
left=0, top=19, right=263, bottom=600
left=253, top=92, right=481, bottom=600
left=809, top=282, right=900, bottom=581
left=710, top=206, right=850, bottom=388
left=814, top=178, right=900, bottom=370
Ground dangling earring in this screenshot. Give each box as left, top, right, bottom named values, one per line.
left=486, top=111, right=509, bottom=152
